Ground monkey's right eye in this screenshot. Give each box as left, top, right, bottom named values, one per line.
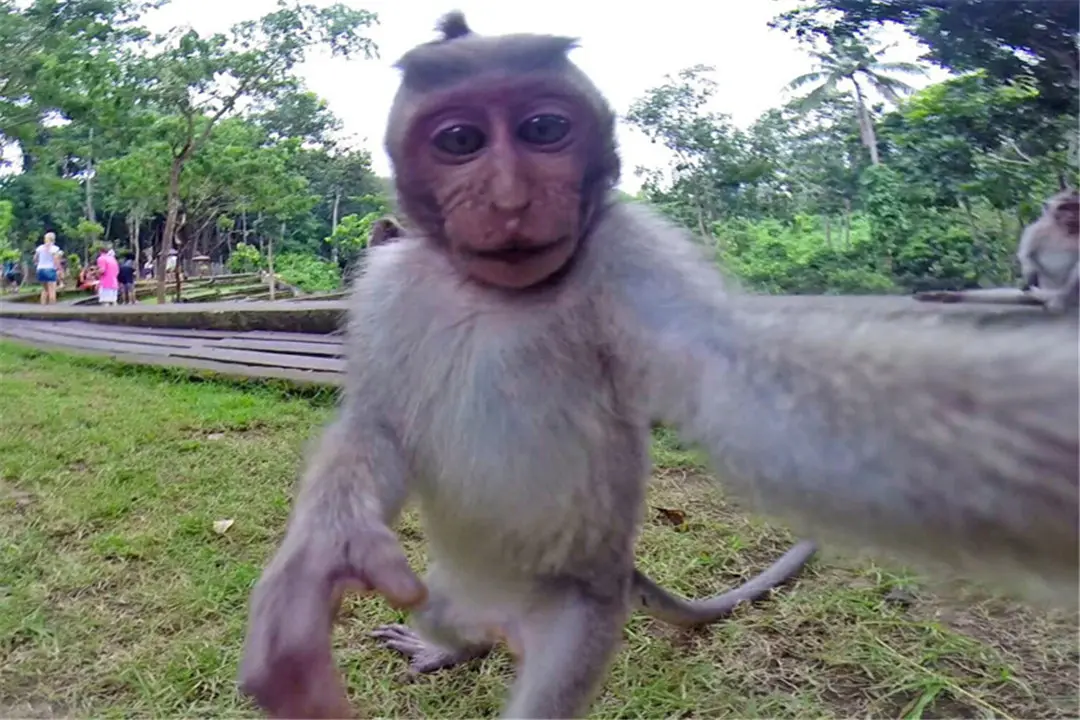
left=433, top=124, right=486, bottom=156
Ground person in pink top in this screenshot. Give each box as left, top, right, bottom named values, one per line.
left=96, top=247, right=120, bottom=306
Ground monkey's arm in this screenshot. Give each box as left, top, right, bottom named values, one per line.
left=238, top=401, right=425, bottom=718
left=1016, top=224, right=1044, bottom=289
left=609, top=204, right=1079, bottom=606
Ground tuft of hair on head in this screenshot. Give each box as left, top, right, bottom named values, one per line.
left=436, top=10, right=471, bottom=40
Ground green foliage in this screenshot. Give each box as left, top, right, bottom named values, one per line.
left=274, top=252, right=340, bottom=292
left=720, top=214, right=896, bottom=294
left=65, top=253, right=82, bottom=280
left=0, top=199, right=13, bottom=248
left=227, top=242, right=262, bottom=273
left=324, top=200, right=390, bottom=268
left=74, top=219, right=104, bottom=244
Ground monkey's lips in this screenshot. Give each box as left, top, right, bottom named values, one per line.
left=465, top=236, right=570, bottom=264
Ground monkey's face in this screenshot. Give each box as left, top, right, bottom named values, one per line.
left=1052, top=194, right=1079, bottom=237
left=404, top=77, right=593, bottom=289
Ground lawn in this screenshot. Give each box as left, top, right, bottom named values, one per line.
left=0, top=340, right=1076, bottom=719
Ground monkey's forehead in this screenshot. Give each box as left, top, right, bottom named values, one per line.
left=394, top=33, right=579, bottom=93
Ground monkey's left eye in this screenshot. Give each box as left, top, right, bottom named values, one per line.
left=517, top=114, right=571, bottom=146
left=433, top=124, right=487, bottom=156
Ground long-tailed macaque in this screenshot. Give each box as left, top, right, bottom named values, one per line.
left=1018, top=188, right=1080, bottom=312
left=368, top=216, right=405, bottom=248
left=239, top=13, right=1079, bottom=720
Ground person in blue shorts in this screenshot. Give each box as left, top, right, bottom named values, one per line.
left=33, top=231, right=61, bottom=304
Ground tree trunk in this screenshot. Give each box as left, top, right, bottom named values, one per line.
left=331, top=188, right=341, bottom=263
left=131, top=212, right=141, bottom=268
left=824, top=215, right=831, bottom=248
left=156, top=157, right=184, bottom=303
left=268, top=223, right=280, bottom=301
left=852, top=81, right=880, bottom=166
left=84, top=127, right=96, bottom=222
left=843, top=198, right=852, bottom=246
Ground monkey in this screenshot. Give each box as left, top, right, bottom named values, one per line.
left=368, top=215, right=405, bottom=248
left=238, top=12, right=1079, bottom=720
left=1017, top=188, right=1080, bottom=313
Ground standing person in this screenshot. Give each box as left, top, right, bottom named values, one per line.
left=96, top=246, right=120, bottom=306
left=33, top=231, right=61, bottom=304
left=117, top=252, right=137, bottom=304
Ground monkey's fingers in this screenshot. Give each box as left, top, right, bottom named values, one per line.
left=343, top=527, right=428, bottom=610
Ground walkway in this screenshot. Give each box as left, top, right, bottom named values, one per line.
left=0, top=318, right=345, bottom=386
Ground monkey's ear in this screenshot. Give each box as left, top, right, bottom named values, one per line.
left=382, top=219, right=404, bottom=239
left=435, top=11, right=471, bottom=40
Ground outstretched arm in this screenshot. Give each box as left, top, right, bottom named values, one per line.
left=607, top=202, right=1079, bottom=606
left=239, top=348, right=426, bottom=718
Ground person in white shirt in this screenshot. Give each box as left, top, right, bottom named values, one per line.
left=33, top=231, right=61, bottom=305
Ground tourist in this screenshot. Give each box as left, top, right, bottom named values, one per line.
left=3, top=257, right=23, bottom=293
left=118, top=252, right=137, bottom=304
left=142, top=256, right=154, bottom=280
left=78, top=263, right=98, bottom=292
left=33, top=231, right=61, bottom=304
left=96, top=246, right=120, bottom=306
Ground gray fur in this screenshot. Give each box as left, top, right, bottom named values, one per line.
left=1017, top=189, right=1080, bottom=312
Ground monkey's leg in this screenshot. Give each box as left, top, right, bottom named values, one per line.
left=501, top=582, right=629, bottom=719
left=633, top=539, right=817, bottom=627
left=371, top=566, right=497, bottom=675
left=1044, top=264, right=1079, bottom=313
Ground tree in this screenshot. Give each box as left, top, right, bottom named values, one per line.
left=786, top=35, right=925, bottom=165
left=0, top=0, right=152, bottom=164
left=771, top=0, right=1079, bottom=116
left=626, top=65, right=777, bottom=236
left=130, top=1, right=379, bottom=302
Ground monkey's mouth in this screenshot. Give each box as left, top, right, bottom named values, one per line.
left=467, top=237, right=569, bottom=264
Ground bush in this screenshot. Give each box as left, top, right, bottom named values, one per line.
left=274, top=252, right=340, bottom=292
left=227, top=242, right=263, bottom=273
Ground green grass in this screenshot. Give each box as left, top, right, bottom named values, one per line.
left=0, top=340, right=1076, bottom=719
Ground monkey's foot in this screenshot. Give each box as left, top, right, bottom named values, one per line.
left=370, top=624, right=490, bottom=674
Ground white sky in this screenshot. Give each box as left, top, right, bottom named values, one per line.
left=7, top=0, right=951, bottom=192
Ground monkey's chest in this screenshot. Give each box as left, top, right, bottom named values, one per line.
left=1037, top=250, right=1078, bottom=285
left=402, top=322, right=646, bottom=573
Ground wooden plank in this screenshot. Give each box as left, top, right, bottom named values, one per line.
left=168, top=346, right=345, bottom=373
left=59, top=322, right=241, bottom=340
left=235, top=329, right=344, bottom=344
left=208, top=338, right=343, bottom=357
left=0, top=334, right=342, bottom=387
left=1, top=322, right=177, bottom=358
left=16, top=320, right=204, bottom=349
left=0, top=299, right=347, bottom=334
left=2, top=319, right=345, bottom=372
left=26, top=320, right=244, bottom=341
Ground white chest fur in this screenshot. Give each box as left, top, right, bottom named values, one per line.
left=356, top=248, right=647, bottom=577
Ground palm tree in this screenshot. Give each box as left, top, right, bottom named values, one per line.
left=787, top=36, right=926, bottom=165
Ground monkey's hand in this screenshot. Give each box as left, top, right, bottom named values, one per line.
left=238, top=523, right=427, bottom=718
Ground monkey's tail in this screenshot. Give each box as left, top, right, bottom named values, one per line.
left=632, top=540, right=817, bottom=627
left=912, top=288, right=1046, bottom=306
